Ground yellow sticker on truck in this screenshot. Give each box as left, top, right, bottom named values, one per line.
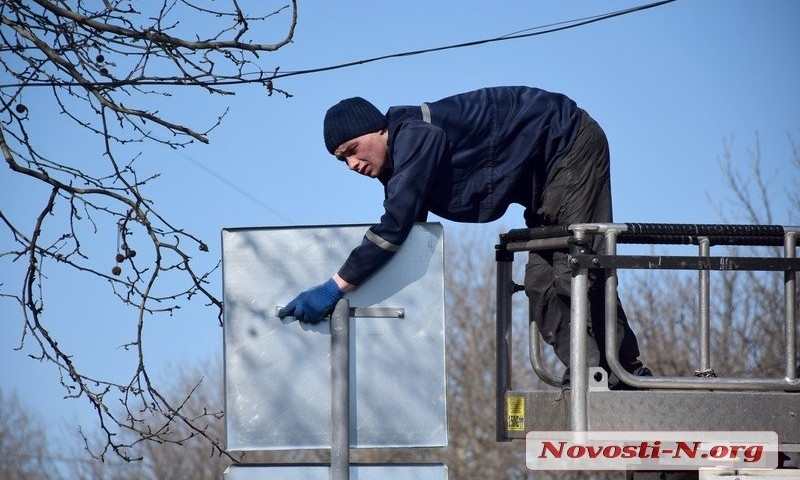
left=507, top=395, right=525, bottom=432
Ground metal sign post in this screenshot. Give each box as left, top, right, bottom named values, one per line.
left=330, top=298, right=350, bottom=480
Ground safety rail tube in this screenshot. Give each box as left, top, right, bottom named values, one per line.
left=498, top=223, right=800, bottom=393
left=495, top=247, right=514, bottom=442
left=569, top=229, right=590, bottom=432
left=786, top=231, right=798, bottom=381
left=698, top=237, right=712, bottom=375
left=594, top=224, right=800, bottom=391
left=528, top=320, right=564, bottom=388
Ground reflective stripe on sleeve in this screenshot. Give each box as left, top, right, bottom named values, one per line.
left=421, top=103, right=431, bottom=123
left=365, top=229, right=400, bottom=252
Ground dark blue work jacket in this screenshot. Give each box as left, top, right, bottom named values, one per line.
left=338, top=86, right=581, bottom=285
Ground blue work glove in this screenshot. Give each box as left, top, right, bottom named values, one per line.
left=277, top=278, right=345, bottom=323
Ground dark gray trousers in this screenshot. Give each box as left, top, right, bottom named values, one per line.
left=523, top=110, right=642, bottom=385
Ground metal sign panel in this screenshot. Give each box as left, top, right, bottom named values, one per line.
left=224, top=464, right=448, bottom=480
left=222, top=223, right=447, bottom=450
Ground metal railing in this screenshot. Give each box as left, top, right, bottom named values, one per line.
left=495, top=222, right=800, bottom=435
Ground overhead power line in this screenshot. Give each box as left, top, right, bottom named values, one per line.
left=272, top=0, right=679, bottom=81
left=0, top=0, right=679, bottom=89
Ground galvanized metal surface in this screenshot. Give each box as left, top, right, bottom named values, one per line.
left=699, top=468, right=800, bottom=479
left=222, top=223, right=447, bottom=451
left=223, top=464, right=449, bottom=480
left=569, top=232, right=591, bottom=431
left=589, top=390, right=799, bottom=441
left=786, top=232, right=798, bottom=381
left=502, top=389, right=800, bottom=445
left=331, top=299, right=351, bottom=480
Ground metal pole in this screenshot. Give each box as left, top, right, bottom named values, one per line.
left=496, top=247, right=514, bottom=441
left=785, top=232, right=797, bottom=381
left=569, top=229, right=589, bottom=432
left=331, top=299, right=350, bottom=480
left=698, top=237, right=712, bottom=374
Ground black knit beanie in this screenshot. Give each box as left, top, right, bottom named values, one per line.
left=323, top=97, right=387, bottom=155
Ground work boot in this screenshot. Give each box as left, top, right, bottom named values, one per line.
left=611, top=363, right=652, bottom=391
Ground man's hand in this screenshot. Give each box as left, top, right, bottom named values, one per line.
left=277, top=278, right=345, bottom=323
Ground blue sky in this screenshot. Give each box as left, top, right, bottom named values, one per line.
left=1, top=0, right=799, bottom=455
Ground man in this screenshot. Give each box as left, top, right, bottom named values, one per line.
left=278, top=86, right=649, bottom=388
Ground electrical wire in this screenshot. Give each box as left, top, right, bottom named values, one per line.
left=0, top=0, right=679, bottom=89
left=271, top=0, right=679, bottom=81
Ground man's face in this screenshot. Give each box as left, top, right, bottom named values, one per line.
left=334, top=130, right=388, bottom=178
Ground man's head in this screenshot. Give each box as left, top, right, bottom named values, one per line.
left=323, top=97, right=387, bottom=155
left=324, top=97, right=389, bottom=178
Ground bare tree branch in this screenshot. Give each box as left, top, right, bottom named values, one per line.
left=0, top=0, right=296, bottom=462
